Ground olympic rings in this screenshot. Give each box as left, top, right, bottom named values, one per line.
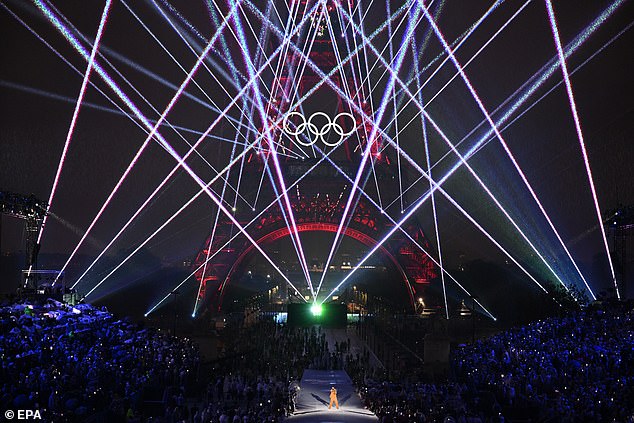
left=282, top=111, right=355, bottom=147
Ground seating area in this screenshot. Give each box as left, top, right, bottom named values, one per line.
left=1, top=297, right=633, bottom=422
left=0, top=298, right=199, bottom=422
left=358, top=301, right=634, bottom=422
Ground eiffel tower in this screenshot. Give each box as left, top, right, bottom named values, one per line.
left=192, top=0, right=438, bottom=314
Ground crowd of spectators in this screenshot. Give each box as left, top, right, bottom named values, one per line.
left=452, top=302, right=634, bottom=421
left=2, top=295, right=633, bottom=422
left=193, top=321, right=368, bottom=422
left=0, top=298, right=199, bottom=422
left=358, top=301, right=634, bottom=422
left=0, top=299, right=364, bottom=422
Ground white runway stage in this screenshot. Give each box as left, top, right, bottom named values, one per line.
left=287, top=370, right=378, bottom=422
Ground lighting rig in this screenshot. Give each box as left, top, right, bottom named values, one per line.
left=0, top=191, right=48, bottom=287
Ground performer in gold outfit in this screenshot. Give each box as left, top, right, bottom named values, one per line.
left=329, top=386, right=339, bottom=409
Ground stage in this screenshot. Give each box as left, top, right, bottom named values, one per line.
left=287, top=370, right=378, bottom=422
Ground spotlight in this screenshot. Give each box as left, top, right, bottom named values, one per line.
left=311, top=304, right=322, bottom=316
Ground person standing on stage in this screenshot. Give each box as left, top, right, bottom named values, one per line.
left=329, top=386, right=339, bottom=409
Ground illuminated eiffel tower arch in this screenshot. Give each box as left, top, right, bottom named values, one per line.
left=192, top=0, right=438, bottom=313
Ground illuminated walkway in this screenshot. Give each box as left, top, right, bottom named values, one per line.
left=287, top=369, right=378, bottom=422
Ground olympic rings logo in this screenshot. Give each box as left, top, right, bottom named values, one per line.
left=282, top=112, right=355, bottom=147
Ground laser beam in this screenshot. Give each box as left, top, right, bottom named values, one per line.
left=36, top=0, right=112, bottom=252
left=545, top=0, right=618, bottom=299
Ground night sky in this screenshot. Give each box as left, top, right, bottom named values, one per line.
left=1, top=0, right=633, bottom=315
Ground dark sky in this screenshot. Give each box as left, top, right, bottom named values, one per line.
left=1, top=0, right=633, bottom=308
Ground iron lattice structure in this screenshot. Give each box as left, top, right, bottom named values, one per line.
left=193, top=191, right=437, bottom=311
left=192, top=0, right=438, bottom=313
